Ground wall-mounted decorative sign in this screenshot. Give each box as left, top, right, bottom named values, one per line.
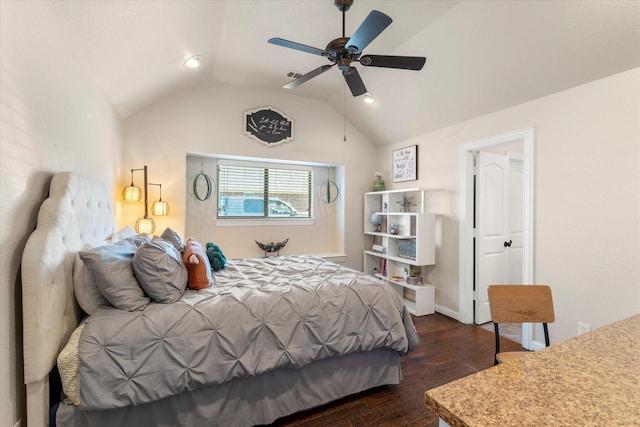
left=244, top=106, right=294, bottom=146
left=392, top=145, right=418, bottom=182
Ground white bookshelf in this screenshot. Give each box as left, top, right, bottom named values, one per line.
left=364, top=188, right=436, bottom=316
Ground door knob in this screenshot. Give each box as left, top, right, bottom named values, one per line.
left=504, top=240, right=512, bottom=248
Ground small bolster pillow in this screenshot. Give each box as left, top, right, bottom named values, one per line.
left=182, top=238, right=214, bottom=290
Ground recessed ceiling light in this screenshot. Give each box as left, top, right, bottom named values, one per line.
left=363, top=93, right=375, bottom=104
left=183, top=55, right=201, bottom=69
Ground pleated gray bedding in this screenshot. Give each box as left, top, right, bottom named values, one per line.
left=78, top=255, right=419, bottom=410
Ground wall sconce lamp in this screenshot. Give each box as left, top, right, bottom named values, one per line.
left=122, top=165, right=169, bottom=234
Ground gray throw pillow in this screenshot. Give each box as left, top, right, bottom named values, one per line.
left=132, top=237, right=188, bottom=303
left=79, top=235, right=151, bottom=311
left=74, top=246, right=111, bottom=314
left=160, top=227, right=185, bottom=252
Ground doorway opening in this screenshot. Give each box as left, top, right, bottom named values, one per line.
left=458, top=128, right=536, bottom=350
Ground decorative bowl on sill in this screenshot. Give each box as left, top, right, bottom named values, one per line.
left=255, top=238, right=289, bottom=254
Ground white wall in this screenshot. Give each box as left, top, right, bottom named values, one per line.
left=377, top=68, right=640, bottom=343
left=0, top=3, right=123, bottom=426
left=122, top=80, right=377, bottom=270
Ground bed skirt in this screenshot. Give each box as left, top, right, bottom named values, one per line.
left=56, top=348, right=402, bottom=427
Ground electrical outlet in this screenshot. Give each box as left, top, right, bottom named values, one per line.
left=577, top=322, right=591, bottom=335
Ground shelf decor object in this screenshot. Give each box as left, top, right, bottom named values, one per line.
left=405, top=266, right=422, bottom=286
left=392, top=145, right=418, bottom=183
left=371, top=171, right=385, bottom=191
left=122, top=165, right=170, bottom=234
left=370, top=213, right=383, bottom=232
left=398, top=239, right=416, bottom=260
left=397, top=195, right=417, bottom=212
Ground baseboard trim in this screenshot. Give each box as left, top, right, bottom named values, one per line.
left=435, top=305, right=460, bottom=321
left=530, top=340, right=546, bottom=351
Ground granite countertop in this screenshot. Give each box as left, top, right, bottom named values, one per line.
left=424, top=314, right=640, bottom=426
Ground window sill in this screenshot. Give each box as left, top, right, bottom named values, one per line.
left=215, top=218, right=315, bottom=227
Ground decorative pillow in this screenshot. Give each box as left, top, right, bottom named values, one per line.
left=79, top=235, right=151, bottom=311
left=160, top=227, right=185, bottom=252
left=74, top=245, right=111, bottom=315
left=205, top=242, right=227, bottom=271
left=132, top=236, right=188, bottom=303
left=57, top=318, right=86, bottom=406
left=109, top=226, right=137, bottom=243
left=182, top=238, right=214, bottom=290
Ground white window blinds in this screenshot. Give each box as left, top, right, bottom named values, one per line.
left=217, top=162, right=311, bottom=218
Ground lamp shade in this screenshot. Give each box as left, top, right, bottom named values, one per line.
left=122, top=185, right=142, bottom=202
left=135, top=217, right=155, bottom=234
left=152, top=200, right=170, bottom=216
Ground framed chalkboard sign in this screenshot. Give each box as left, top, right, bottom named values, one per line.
left=392, top=145, right=418, bottom=182
left=243, top=106, right=294, bottom=146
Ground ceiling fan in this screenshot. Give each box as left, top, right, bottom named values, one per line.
left=268, top=0, right=426, bottom=97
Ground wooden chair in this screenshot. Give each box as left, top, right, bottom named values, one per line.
left=488, top=284, right=555, bottom=365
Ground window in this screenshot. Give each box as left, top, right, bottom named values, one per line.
left=217, top=160, right=311, bottom=219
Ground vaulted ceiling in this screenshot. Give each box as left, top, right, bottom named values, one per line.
left=3, top=1, right=639, bottom=146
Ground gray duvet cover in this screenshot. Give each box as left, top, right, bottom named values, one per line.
left=78, top=256, right=419, bottom=410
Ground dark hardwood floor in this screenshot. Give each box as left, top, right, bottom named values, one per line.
left=268, top=313, right=522, bottom=427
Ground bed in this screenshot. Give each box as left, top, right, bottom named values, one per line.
left=21, top=172, right=419, bottom=427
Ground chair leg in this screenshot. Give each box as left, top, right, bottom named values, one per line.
left=493, top=323, right=501, bottom=365
left=543, top=323, right=550, bottom=347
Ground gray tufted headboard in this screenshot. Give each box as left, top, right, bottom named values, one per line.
left=21, top=172, right=116, bottom=427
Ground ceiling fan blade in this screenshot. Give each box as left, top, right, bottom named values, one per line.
left=342, top=67, right=367, bottom=97
left=268, top=37, right=327, bottom=56
left=345, top=10, right=392, bottom=54
left=283, top=64, right=334, bottom=89
left=360, top=55, right=426, bottom=70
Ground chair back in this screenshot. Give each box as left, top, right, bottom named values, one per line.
left=488, top=285, right=555, bottom=324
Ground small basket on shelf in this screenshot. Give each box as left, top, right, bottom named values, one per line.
left=405, top=266, right=423, bottom=286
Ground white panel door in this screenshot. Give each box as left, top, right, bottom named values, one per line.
left=508, top=158, right=524, bottom=283
left=475, top=152, right=509, bottom=324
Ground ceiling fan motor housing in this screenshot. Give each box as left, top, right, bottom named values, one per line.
left=325, top=37, right=359, bottom=63
left=334, top=0, right=353, bottom=12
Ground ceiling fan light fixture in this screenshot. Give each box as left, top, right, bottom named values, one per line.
left=363, top=92, right=376, bottom=104
left=183, top=55, right=201, bottom=69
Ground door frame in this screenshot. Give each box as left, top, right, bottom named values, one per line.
left=458, top=128, right=535, bottom=348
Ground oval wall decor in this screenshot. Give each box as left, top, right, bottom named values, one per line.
left=244, top=106, right=294, bottom=146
